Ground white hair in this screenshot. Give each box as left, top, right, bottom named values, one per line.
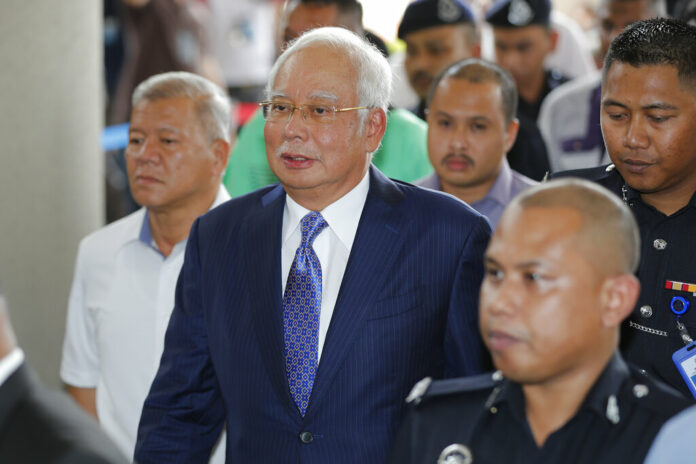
left=132, top=71, right=232, bottom=143
left=266, top=26, right=392, bottom=114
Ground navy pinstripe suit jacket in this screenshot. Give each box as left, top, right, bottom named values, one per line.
left=135, top=167, right=491, bottom=463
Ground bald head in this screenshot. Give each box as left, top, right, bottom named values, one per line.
left=507, top=178, right=640, bottom=276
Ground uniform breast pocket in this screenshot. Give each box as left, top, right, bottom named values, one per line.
left=367, top=286, right=430, bottom=321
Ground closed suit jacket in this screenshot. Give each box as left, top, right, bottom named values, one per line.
left=0, top=362, right=127, bottom=464
left=135, top=167, right=491, bottom=463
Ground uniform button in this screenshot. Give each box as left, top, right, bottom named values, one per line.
left=640, top=305, right=653, bottom=318
left=299, top=431, right=313, bottom=444
left=653, top=239, right=667, bottom=250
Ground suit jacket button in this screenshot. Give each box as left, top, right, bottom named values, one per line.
left=299, top=431, right=313, bottom=444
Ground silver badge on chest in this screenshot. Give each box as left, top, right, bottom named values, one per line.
left=438, top=444, right=473, bottom=464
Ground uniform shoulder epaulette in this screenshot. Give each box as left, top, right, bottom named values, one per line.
left=406, top=371, right=503, bottom=406
left=625, top=366, right=693, bottom=416
left=550, top=164, right=614, bottom=182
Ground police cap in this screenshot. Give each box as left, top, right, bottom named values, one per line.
left=398, top=0, right=475, bottom=40
left=485, top=0, right=551, bottom=27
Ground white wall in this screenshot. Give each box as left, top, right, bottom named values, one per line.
left=0, top=1, right=103, bottom=386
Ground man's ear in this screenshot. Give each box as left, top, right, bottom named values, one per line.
left=364, top=108, right=387, bottom=154
left=599, top=274, right=640, bottom=329
left=210, top=139, right=231, bottom=176
left=549, top=28, right=559, bottom=53
left=503, top=118, right=520, bottom=154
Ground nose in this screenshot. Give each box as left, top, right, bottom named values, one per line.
left=282, top=105, right=309, bottom=140
left=496, top=51, right=518, bottom=76
left=127, top=137, right=160, bottom=164
left=409, top=52, right=429, bottom=71
left=449, top=124, right=469, bottom=151
left=481, top=277, right=518, bottom=319
left=623, top=117, right=650, bottom=150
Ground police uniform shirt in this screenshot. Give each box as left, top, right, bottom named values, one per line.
left=519, top=69, right=569, bottom=123
left=554, top=165, right=696, bottom=398
left=504, top=71, right=569, bottom=182
left=388, top=353, right=690, bottom=464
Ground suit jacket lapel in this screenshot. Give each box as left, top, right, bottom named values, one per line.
left=307, top=167, right=411, bottom=415
left=242, top=186, right=302, bottom=420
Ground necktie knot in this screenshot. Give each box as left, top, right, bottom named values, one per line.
left=300, top=212, right=327, bottom=247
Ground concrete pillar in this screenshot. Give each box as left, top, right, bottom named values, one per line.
left=0, top=1, right=103, bottom=386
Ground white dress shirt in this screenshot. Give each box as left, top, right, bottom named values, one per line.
left=0, top=348, right=24, bottom=388
left=281, top=171, right=370, bottom=360
left=60, top=186, right=229, bottom=462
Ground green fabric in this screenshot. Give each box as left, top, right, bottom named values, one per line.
left=222, top=108, right=433, bottom=198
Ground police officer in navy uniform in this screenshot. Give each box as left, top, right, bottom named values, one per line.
left=398, top=0, right=481, bottom=121
left=388, top=179, right=690, bottom=464
left=553, top=18, right=696, bottom=398
left=485, top=0, right=567, bottom=181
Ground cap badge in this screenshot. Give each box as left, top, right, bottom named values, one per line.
left=508, top=0, right=533, bottom=26
left=438, top=0, right=462, bottom=22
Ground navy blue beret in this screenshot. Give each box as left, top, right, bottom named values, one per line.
left=398, top=0, right=475, bottom=39
left=485, top=0, right=551, bottom=27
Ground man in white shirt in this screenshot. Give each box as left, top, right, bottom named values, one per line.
left=60, top=71, right=231, bottom=462
left=135, top=27, right=491, bottom=464
left=0, top=291, right=127, bottom=463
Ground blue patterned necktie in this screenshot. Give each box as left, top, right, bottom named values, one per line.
left=283, top=211, right=328, bottom=416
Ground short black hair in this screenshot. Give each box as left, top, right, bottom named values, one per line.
left=426, top=58, right=518, bottom=125
left=603, top=18, right=696, bottom=93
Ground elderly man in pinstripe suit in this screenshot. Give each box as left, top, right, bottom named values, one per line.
left=136, top=26, right=490, bottom=464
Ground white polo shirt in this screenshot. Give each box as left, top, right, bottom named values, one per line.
left=60, top=187, right=229, bottom=461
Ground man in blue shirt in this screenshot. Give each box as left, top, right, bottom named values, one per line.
left=417, top=58, right=536, bottom=228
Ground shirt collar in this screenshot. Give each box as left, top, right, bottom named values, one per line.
left=616, top=169, right=696, bottom=210
left=138, top=185, right=231, bottom=250
left=473, top=159, right=514, bottom=209
left=491, top=352, right=630, bottom=424
left=580, top=352, right=630, bottom=418
left=283, top=170, right=370, bottom=249
left=0, top=348, right=24, bottom=388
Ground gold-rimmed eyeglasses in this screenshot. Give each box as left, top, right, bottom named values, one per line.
left=259, top=101, right=370, bottom=124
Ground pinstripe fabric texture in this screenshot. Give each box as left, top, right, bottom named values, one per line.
left=135, top=167, right=492, bottom=464
left=283, top=212, right=327, bottom=416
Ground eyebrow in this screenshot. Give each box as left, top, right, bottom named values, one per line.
left=432, top=110, right=492, bottom=122
left=267, top=91, right=338, bottom=102
left=432, top=109, right=454, bottom=119
left=268, top=91, right=289, bottom=100
left=602, top=99, right=678, bottom=111
left=128, top=125, right=181, bottom=135
left=484, top=255, right=543, bottom=269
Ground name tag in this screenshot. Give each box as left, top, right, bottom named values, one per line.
left=672, top=341, right=696, bottom=399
